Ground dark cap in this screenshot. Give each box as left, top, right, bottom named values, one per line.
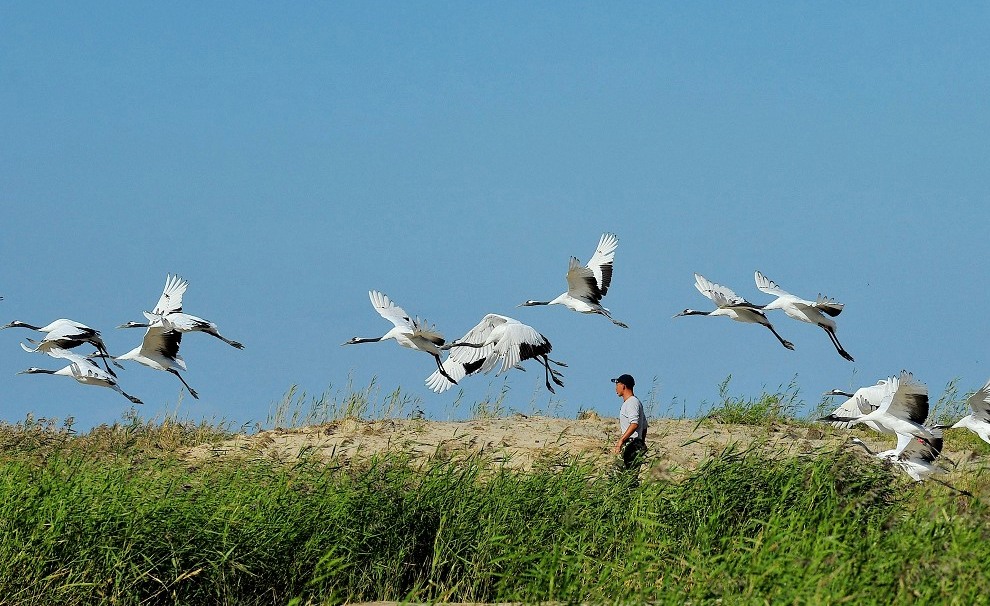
left=611, top=374, right=635, bottom=388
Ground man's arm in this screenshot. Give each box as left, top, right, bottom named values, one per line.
left=613, top=422, right=638, bottom=455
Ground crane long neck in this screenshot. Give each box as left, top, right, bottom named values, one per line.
left=3, top=322, right=41, bottom=331
left=850, top=440, right=876, bottom=456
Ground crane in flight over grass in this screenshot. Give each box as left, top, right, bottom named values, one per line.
left=17, top=346, right=142, bottom=404
left=519, top=233, right=628, bottom=328
left=934, top=378, right=990, bottom=444
left=3, top=318, right=121, bottom=375
left=118, top=274, right=244, bottom=349
left=825, top=371, right=933, bottom=443
left=342, top=290, right=458, bottom=385
left=849, top=428, right=970, bottom=495
left=426, top=313, right=566, bottom=394
left=116, top=323, right=199, bottom=399
left=819, top=376, right=906, bottom=434
left=675, top=273, right=794, bottom=350
left=754, top=270, right=853, bottom=361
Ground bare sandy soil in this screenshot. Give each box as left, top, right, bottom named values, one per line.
left=180, top=412, right=900, bottom=479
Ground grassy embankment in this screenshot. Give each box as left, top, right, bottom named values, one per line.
left=1, top=380, right=988, bottom=605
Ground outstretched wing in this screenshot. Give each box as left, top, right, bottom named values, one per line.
left=41, top=346, right=106, bottom=377
left=878, top=371, right=929, bottom=425
left=488, top=320, right=551, bottom=374
left=694, top=273, right=752, bottom=307
left=565, top=258, right=603, bottom=304
left=153, top=274, right=189, bottom=316
left=898, top=428, right=942, bottom=463
left=813, top=294, right=844, bottom=317
left=424, top=314, right=506, bottom=393
left=821, top=393, right=875, bottom=429
left=754, top=271, right=793, bottom=298
left=586, top=233, right=618, bottom=297
left=369, top=290, right=414, bottom=331
left=967, top=378, right=990, bottom=422
left=410, top=317, right=445, bottom=346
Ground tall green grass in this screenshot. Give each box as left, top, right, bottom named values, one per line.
left=1, top=416, right=989, bottom=605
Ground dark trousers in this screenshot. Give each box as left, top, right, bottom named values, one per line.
left=621, top=437, right=647, bottom=470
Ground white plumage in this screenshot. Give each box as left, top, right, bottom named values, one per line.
left=426, top=313, right=566, bottom=394
left=18, top=346, right=142, bottom=404
left=3, top=318, right=120, bottom=374
left=819, top=377, right=903, bottom=434
left=520, top=233, right=627, bottom=328
left=119, top=274, right=244, bottom=349
left=116, top=324, right=199, bottom=399
left=939, top=378, right=990, bottom=444
left=343, top=290, right=457, bottom=384
left=826, top=371, right=932, bottom=443
left=675, top=273, right=794, bottom=350
left=754, top=271, right=853, bottom=361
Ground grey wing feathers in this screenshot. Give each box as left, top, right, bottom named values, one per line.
left=899, top=428, right=942, bottom=462
left=814, top=294, right=844, bottom=317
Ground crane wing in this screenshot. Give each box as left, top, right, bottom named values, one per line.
left=585, top=233, right=618, bottom=296
left=488, top=321, right=551, bottom=374
left=153, top=274, right=189, bottom=316
left=425, top=314, right=507, bottom=393
left=368, top=290, right=414, bottom=331
left=565, top=258, right=603, bottom=304
left=821, top=393, right=876, bottom=429
left=877, top=371, right=929, bottom=424
left=898, top=428, right=942, bottom=463
left=142, top=325, right=187, bottom=371
left=694, top=273, right=751, bottom=307
left=812, top=294, right=844, bottom=317
left=410, top=317, right=445, bottom=346
left=754, top=271, right=793, bottom=298
left=43, top=346, right=108, bottom=377
left=966, top=378, right=990, bottom=421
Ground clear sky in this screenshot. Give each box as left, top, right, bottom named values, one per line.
left=2, top=4, right=989, bottom=430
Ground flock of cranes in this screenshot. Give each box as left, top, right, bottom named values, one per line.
left=2, top=275, right=243, bottom=405
left=819, top=370, right=990, bottom=492
left=341, top=232, right=989, bottom=489
left=4, top=233, right=988, bottom=491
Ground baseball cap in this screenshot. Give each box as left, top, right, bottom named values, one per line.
left=611, top=374, right=635, bottom=388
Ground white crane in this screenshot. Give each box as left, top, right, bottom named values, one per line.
left=675, top=273, right=794, bottom=350
left=17, top=346, right=142, bottom=404
left=849, top=429, right=969, bottom=494
left=427, top=313, right=566, bottom=394
left=819, top=377, right=902, bottom=434
left=826, top=371, right=933, bottom=443
left=935, top=378, right=990, bottom=444
left=118, top=274, right=244, bottom=349
left=116, top=324, right=199, bottom=399
left=2, top=318, right=121, bottom=375
left=519, top=233, right=628, bottom=328
left=754, top=271, right=853, bottom=361
left=342, top=290, right=458, bottom=385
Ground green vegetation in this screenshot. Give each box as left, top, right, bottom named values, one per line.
left=1, top=385, right=990, bottom=605
left=703, top=375, right=803, bottom=426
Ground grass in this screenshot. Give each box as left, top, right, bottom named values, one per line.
left=703, top=374, right=803, bottom=426
left=3, top=383, right=990, bottom=604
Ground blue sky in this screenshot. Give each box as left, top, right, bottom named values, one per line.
left=2, top=4, right=988, bottom=430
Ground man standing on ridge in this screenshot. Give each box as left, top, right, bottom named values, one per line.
left=612, top=373, right=647, bottom=475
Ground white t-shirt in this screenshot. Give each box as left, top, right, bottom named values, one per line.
left=619, top=395, right=647, bottom=442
